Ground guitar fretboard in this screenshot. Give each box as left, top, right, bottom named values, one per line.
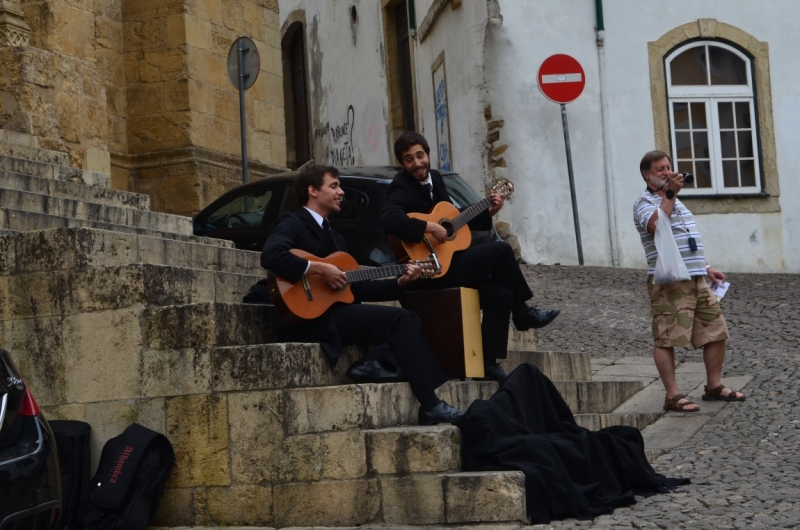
left=344, top=264, right=407, bottom=284
left=450, top=195, right=493, bottom=232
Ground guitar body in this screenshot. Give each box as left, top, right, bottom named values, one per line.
left=267, top=249, right=357, bottom=325
left=392, top=201, right=472, bottom=277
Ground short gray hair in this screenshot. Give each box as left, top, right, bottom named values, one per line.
left=640, top=150, right=671, bottom=174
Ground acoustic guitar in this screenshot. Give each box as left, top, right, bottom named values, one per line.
left=390, top=179, right=515, bottom=277
left=267, top=249, right=440, bottom=324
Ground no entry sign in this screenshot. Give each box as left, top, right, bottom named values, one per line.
left=538, top=54, right=585, bottom=104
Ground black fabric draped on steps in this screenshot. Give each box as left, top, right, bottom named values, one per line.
left=456, top=364, right=689, bottom=524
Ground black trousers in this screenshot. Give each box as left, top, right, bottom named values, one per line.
left=406, top=241, right=534, bottom=361
left=331, top=303, right=448, bottom=403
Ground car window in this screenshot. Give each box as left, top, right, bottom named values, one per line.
left=442, top=174, right=483, bottom=209
left=207, top=188, right=273, bottom=229
left=331, top=188, right=369, bottom=221
left=279, top=186, right=368, bottom=222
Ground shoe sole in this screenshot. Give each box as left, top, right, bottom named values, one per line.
left=346, top=374, right=404, bottom=384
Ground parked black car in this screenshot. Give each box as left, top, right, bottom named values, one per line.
left=0, top=349, right=61, bottom=529
left=193, top=166, right=499, bottom=266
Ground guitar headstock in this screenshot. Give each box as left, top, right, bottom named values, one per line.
left=412, top=254, right=442, bottom=279
left=490, top=179, right=515, bottom=199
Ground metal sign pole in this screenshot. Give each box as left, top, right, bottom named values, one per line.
left=237, top=39, right=249, bottom=184
left=561, top=103, right=584, bottom=265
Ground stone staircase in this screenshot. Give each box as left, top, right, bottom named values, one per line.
left=0, top=133, right=657, bottom=527
left=0, top=129, right=230, bottom=246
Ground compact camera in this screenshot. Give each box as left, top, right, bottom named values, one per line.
left=681, top=172, right=694, bottom=185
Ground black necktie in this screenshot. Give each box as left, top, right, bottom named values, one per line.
left=321, top=219, right=333, bottom=245
left=425, top=183, right=433, bottom=201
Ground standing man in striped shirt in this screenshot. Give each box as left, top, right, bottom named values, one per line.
left=633, top=151, right=745, bottom=412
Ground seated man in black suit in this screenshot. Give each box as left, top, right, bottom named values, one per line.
left=260, top=164, right=464, bottom=425
left=382, top=132, right=560, bottom=383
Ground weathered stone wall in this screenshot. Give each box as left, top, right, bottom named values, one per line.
left=114, top=0, right=287, bottom=216
left=1, top=0, right=287, bottom=217
left=0, top=0, right=113, bottom=170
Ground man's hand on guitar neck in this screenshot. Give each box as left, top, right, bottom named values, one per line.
left=488, top=192, right=505, bottom=216
left=308, top=260, right=347, bottom=290
left=425, top=222, right=449, bottom=243
left=397, top=263, right=422, bottom=287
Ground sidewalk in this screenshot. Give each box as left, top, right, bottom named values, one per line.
left=522, top=264, right=800, bottom=528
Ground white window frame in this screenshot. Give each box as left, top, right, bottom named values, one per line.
left=666, top=41, right=762, bottom=196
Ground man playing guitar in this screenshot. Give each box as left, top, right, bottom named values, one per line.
left=260, top=164, right=465, bottom=426
left=382, top=132, right=560, bottom=383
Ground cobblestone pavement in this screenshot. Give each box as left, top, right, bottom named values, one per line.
left=521, top=264, right=800, bottom=529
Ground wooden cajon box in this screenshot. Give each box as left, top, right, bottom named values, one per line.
left=405, top=287, right=485, bottom=379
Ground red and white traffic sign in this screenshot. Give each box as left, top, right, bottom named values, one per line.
left=538, top=54, right=585, bottom=104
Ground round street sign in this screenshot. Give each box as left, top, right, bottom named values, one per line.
left=227, top=36, right=261, bottom=90
left=537, top=54, right=585, bottom=104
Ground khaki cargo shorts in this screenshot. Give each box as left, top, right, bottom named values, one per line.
left=647, top=275, right=729, bottom=349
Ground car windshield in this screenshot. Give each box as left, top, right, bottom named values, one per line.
left=206, top=189, right=273, bottom=228
left=442, top=174, right=483, bottom=208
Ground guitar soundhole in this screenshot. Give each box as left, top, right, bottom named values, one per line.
left=440, top=220, right=455, bottom=239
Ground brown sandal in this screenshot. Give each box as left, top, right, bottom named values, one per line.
left=663, top=393, right=699, bottom=412
left=702, top=384, right=746, bottom=402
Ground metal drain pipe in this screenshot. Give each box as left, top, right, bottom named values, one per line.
left=595, top=0, right=620, bottom=267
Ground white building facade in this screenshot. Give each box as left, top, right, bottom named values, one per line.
left=277, top=0, right=799, bottom=273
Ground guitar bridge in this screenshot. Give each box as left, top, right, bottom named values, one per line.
left=301, top=276, right=313, bottom=301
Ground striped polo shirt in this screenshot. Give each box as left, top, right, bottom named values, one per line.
left=633, top=189, right=707, bottom=276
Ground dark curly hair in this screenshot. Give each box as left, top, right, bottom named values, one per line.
left=393, top=132, right=430, bottom=163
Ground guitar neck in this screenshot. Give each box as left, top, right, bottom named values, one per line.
left=449, top=195, right=493, bottom=232
left=344, top=264, right=407, bottom=284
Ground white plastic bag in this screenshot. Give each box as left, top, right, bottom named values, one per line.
left=652, top=208, right=690, bottom=285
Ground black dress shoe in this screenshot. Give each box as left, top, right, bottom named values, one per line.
left=418, top=401, right=466, bottom=426
left=345, top=359, right=404, bottom=383
left=512, top=305, right=560, bottom=331
left=477, top=363, right=508, bottom=384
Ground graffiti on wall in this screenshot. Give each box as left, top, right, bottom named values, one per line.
left=314, top=105, right=356, bottom=166
left=433, top=61, right=452, bottom=172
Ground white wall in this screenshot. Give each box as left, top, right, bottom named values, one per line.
left=279, top=0, right=394, bottom=166
left=484, top=0, right=800, bottom=272
left=485, top=1, right=610, bottom=266
left=412, top=0, right=491, bottom=190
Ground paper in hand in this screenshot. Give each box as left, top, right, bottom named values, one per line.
left=710, top=280, right=730, bottom=300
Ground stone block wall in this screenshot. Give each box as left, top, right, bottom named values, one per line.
left=0, top=0, right=112, bottom=171
left=113, top=0, right=287, bottom=216
left=2, top=0, right=287, bottom=217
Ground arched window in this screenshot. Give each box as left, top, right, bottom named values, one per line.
left=666, top=41, right=761, bottom=195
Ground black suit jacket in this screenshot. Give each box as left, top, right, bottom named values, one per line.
left=260, top=208, right=400, bottom=361
left=381, top=168, right=493, bottom=242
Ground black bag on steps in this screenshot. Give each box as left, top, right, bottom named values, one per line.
left=50, top=420, right=92, bottom=530
left=81, top=423, right=175, bottom=530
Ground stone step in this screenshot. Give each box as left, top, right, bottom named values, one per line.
left=0, top=169, right=149, bottom=210
left=0, top=129, right=40, bottom=148
left=153, top=470, right=526, bottom=528
left=574, top=412, right=664, bottom=431
left=502, top=349, right=592, bottom=381
left=0, top=212, right=232, bottom=248
left=269, top=471, right=526, bottom=528
left=3, top=229, right=256, bottom=281
left=366, top=425, right=461, bottom=475
left=0, top=153, right=109, bottom=187
left=0, top=263, right=262, bottom=322
left=0, top=187, right=190, bottom=234
left=552, top=379, right=644, bottom=414
left=0, top=139, right=70, bottom=166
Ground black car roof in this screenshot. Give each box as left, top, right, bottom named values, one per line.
left=232, top=165, right=457, bottom=191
